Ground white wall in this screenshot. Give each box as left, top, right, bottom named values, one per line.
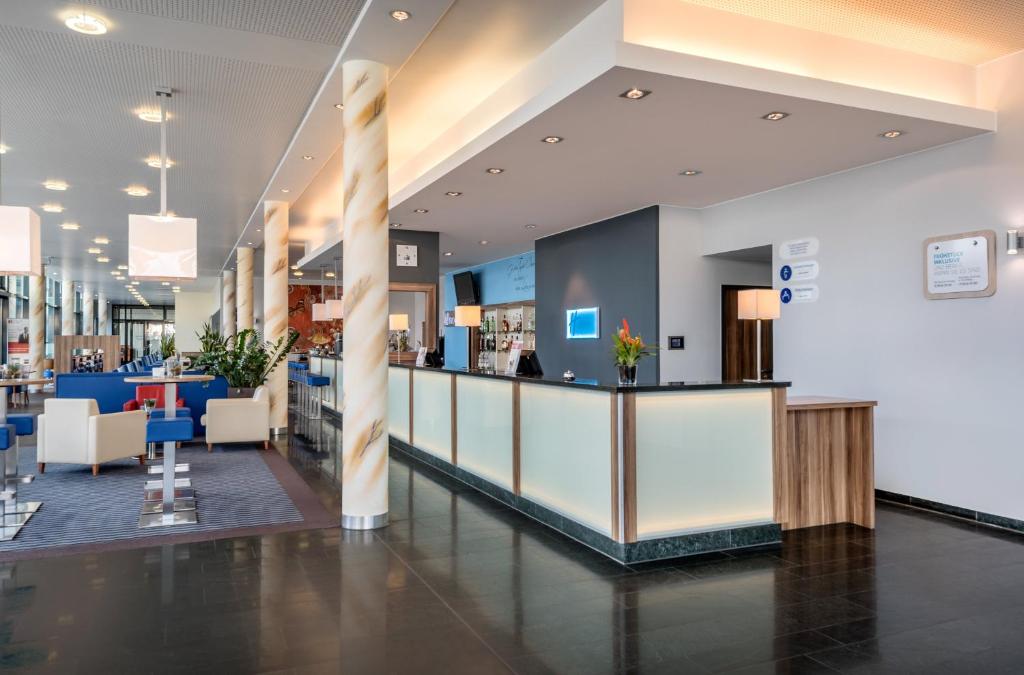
left=659, top=206, right=771, bottom=381
left=174, top=289, right=219, bottom=352
left=698, top=51, right=1024, bottom=520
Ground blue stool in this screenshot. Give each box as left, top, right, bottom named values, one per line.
left=0, top=423, right=41, bottom=539
left=289, top=362, right=309, bottom=411
left=305, top=375, right=330, bottom=419
left=141, top=417, right=197, bottom=527
left=149, top=407, right=192, bottom=420
left=4, top=414, right=35, bottom=485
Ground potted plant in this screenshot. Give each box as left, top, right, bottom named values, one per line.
left=159, top=333, right=176, bottom=360
left=194, top=324, right=299, bottom=397
left=612, top=318, right=655, bottom=386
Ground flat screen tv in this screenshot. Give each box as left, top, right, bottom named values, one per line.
left=453, top=271, right=479, bottom=306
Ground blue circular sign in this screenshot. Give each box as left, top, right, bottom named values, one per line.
left=780, top=288, right=793, bottom=304
left=780, top=265, right=793, bottom=282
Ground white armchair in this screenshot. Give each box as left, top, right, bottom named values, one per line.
left=201, top=386, right=270, bottom=451
left=37, top=399, right=147, bottom=476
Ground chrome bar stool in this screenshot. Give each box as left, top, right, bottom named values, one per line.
left=305, top=375, right=331, bottom=420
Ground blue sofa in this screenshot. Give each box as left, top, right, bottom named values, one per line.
left=56, top=371, right=227, bottom=437
left=116, top=354, right=163, bottom=373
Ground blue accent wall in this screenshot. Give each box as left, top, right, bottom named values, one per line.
left=444, top=252, right=535, bottom=369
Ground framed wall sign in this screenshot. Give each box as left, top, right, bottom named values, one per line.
left=566, top=307, right=600, bottom=339
left=924, top=230, right=996, bottom=300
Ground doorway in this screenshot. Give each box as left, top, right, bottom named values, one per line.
left=721, top=285, right=774, bottom=380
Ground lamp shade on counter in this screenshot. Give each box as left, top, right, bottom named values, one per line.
left=128, top=214, right=198, bottom=280
left=737, top=289, right=781, bottom=320
left=454, top=305, right=481, bottom=327
left=389, top=313, right=410, bottom=331
left=0, top=205, right=41, bottom=275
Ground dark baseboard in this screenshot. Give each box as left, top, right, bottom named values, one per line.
left=876, top=489, right=1024, bottom=535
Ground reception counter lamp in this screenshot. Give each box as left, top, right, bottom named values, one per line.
left=737, top=288, right=781, bottom=382
left=454, top=305, right=481, bottom=327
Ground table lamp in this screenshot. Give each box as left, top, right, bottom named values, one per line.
left=737, top=289, right=780, bottom=382
left=454, top=305, right=481, bottom=327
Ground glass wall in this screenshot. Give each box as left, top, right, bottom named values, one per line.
left=112, top=305, right=175, bottom=361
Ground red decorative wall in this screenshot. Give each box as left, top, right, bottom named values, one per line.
left=288, top=284, right=343, bottom=351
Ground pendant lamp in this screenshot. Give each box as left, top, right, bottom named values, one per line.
left=129, top=87, right=197, bottom=281
left=327, top=256, right=344, bottom=319
left=0, top=104, right=41, bottom=276
left=312, top=265, right=329, bottom=321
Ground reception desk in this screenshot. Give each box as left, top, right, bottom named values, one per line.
left=386, top=364, right=789, bottom=563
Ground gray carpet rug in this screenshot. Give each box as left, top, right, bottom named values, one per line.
left=1, top=442, right=309, bottom=557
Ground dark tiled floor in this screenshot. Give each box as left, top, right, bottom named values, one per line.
left=3, top=413, right=1024, bottom=673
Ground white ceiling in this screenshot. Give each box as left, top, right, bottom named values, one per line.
left=391, top=66, right=991, bottom=270
left=0, top=0, right=363, bottom=303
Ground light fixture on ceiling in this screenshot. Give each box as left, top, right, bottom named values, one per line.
left=445, top=191, right=462, bottom=197
left=0, top=145, right=8, bottom=154
left=281, top=188, right=290, bottom=193
left=325, top=271, right=335, bottom=278
left=42, top=203, right=64, bottom=213
left=762, top=112, right=789, bottom=121
left=486, top=168, right=504, bottom=174
left=87, top=247, right=102, bottom=254
left=110, top=270, right=119, bottom=275
left=117, top=264, right=128, bottom=270
left=327, top=256, right=343, bottom=319
left=443, top=251, right=453, bottom=257
left=161, top=281, right=170, bottom=286
left=246, top=241, right=253, bottom=245
left=125, top=185, right=150, bottom=197
left=124, top=284, right=133, bottom=289
left=479, top=240, right=488, bottom=245
left=96, top=257, right=109, bottom=263
left=293, top=270, right=303, bottom=277
left=542, top=136, right=563, bottom=144
left=390, top=9, right=411, bottom=21
left=93, top=236, right=109, bottom=244
left=525, top=224, right=537, bottom=229
left=172, top=286, right=180, bottom=290
left=145, top=156, right=175, bottom=169
left=290, top=264, right=298, bottom=270
left=390, top=222, right=402, bottom=228
left=312, top=266, right=330, bottom=321
left=679, top=169, right=702, bottom=176
left=302, top=155, right=313, bottom=161
left=620, top=88, right=651, bottom=100
left=115, top=276, right=124, bottom=281
left=172, top=288, right=180, bottom=293
left=130, top=281, right=140, bottom=285
left=137, top=110, right=162, bottom=123
left=61, top=222, right=80, bottom=231
left=64, top=13, right=108, bottom=35
left=334, top=103, right=344, bottom=110
left=880, top=130, right=904, bottom=139
left=413, top=208, right=428, bottom=214
left=130, top=86, right=198, bottom=281
left=44, top=180, right=68, bottom=191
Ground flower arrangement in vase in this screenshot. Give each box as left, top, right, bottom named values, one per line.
left=611, top=318, right=654, bottom=386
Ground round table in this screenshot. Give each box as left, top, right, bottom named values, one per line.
left=0, top=378, right=52, bottom=424
left=125, top=375, right=213, bottom=528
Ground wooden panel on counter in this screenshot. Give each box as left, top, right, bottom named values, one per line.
left=776, top=396, right=876, bottom=530
left=54, top=335, right=121, bottom=373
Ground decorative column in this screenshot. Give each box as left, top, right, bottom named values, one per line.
left=29, top=268, right=45, bottom=391
left=82, top=284, right=94, bottom=336
left=61, top=272, right=75, bottom=335
left=97, top=292, right=108, bottom=335
left=341, top=59, right=389, bottom=530
left=236, top=246, right=254, bottom=331
left=221, top=270, right=236, bottom=338
left=263, top=201, right=289, bottom=434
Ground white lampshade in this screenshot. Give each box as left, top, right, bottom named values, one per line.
left=129, top=214, right=198, bottom=280
left=311, top=302, right=328, bottom=322
left=0, top=205, right=41, bottom=275
left=389, top=313, right=409, bottom=331
left=737, top=289, right=781, bottom=320
left=454, top=305, right=481, bottom=327
left=327, top=298, right=344, bottom=319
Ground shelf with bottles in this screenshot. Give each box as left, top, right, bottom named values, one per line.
left=472, top=302, right=536, bottom=370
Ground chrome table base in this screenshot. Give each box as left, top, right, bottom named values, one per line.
left=138, top=388, right=198, bottom=529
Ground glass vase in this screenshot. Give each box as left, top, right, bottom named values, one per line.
left=617, top=364, right=637, bottom=386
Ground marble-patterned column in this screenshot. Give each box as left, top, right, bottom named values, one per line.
left=236, top=247, right=254, bottom=331
left=341, top=59, right=390, bottom=530
left=97, top=292, right=108, bottom=335
left=82, top=284, right=94, bottom=336
left=61, top=272, right=75, bottom=335
left=263, top=201, right=289, bottom=434
left=221, top=270, right=236, bottom=338
left=29, top=268, right=45, bottom=391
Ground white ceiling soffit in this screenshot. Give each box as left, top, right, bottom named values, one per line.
left=387, top=54, right=994, bottom=269
left=0, top=0, right=363, bottom=304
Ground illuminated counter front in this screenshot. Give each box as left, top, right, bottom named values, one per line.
left=388, top=364, right=788, bottom=564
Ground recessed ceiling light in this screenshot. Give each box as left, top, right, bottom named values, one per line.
left=620, top=88, right=651, bottom=100
left=124, top=285, right=133, bottom=289
left=172, top=289, right=180, bottom=293
left=110, top=270, right=119, bottom=275
left=172, top=286, right=180, bottom=290
left=413, top=208, right=428, bottom=214
left=96, top=257, right=109, bottom=263
left=246, top=241, right=253, bottom=245
left=325, top=272, right=335, bottom=278
left=61, top=222, right=80, bottom=231
left=290, top=265, right=298, bottom=270
left=525, top=224, right=537, bottom=229
left=445, top=191, right=462, bottom=197
left=256, top=228, right=261, bottom=233
left=44, top=180, right=68, bottom=191
left=0, top=145, right=8, bottom=155
left=161, top=281, right=170, bottom=286
left=443, top=251, right=453, bottom=257
left=679, top=169, right=703, bottom=176
left=293, top=271, right=304, bottom=277
left=479, top=240, right=489, bottom=245
left=87, top=247, right=103, bottom=254
left=390, top=9, right=411, bottom=21
left=125, top=185, right=150, bottom=197
left=485, top=168, right=504, bottom=174
left=334, top=103, right=344, bottom=110
left=145, top=157, right=174, bottom=168
left=542, top=136, right=563, bottom=144
left=136, top=110, right=166, bottom=123
left=762, top=112, right=789, bottom=121
left=390, top=223, right=402, bottom=228
left=42, top=204, right=64, bottom=213
left=93, top=237, right=109, bottom=244
left=115, top=276, right=124, bottom=281
left=131, top=281, right=139, bottom=285
left=64, top=13, right=108, bottom=35
left=117, top=265, right=128, bottom=270
left=281, top=188, right=290, bottom=193
left=302, top=155, right=313, bottom=161
left=881, top=130, right=904, bottom=139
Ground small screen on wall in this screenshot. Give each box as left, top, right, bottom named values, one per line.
left=453, top=271, right=479, bottom=306
left=566, top=307, right=600, bottom=339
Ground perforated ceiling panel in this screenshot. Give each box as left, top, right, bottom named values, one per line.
left=683, top=0, right=1024, bottom=65
left=0, top=0, right=363, bottom=303
left=80, top=0, right=363, bottom=44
